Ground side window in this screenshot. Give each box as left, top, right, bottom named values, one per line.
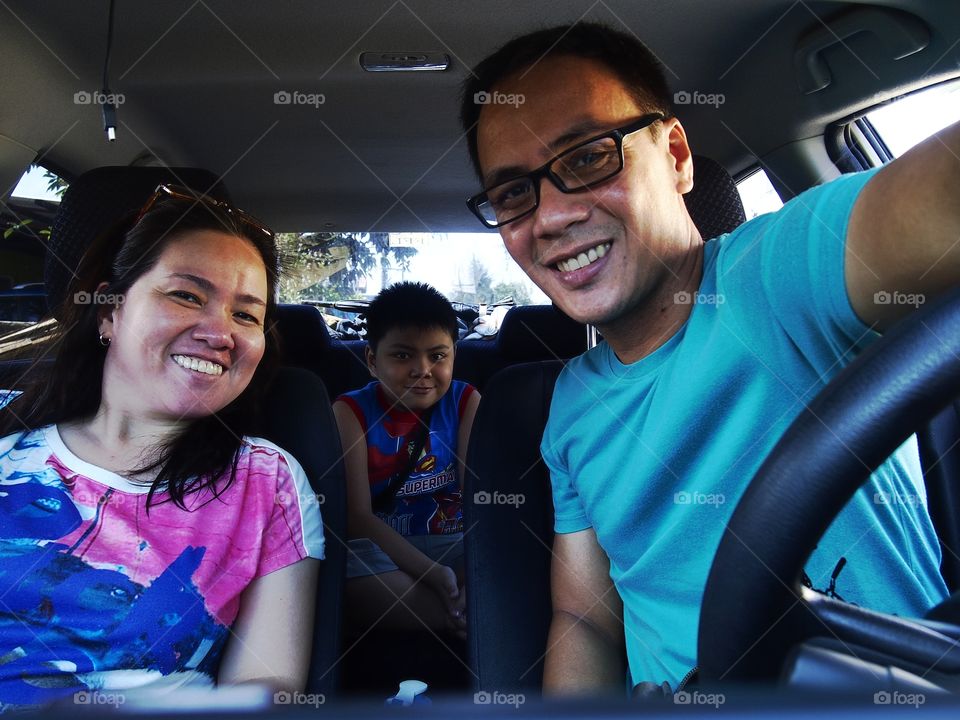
left=1, top=165, right=66, bottom=327
left=866, top=79, right=960, bottom=158
left=11, top=164, right=68, bottom=201
left=736, top=168, right=783, bottom=220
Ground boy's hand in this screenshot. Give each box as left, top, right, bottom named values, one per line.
left=425, top=565, right=467, bottom=639
left=449, top=582, right=467, bottom=639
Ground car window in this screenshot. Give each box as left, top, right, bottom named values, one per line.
left=10, top=164, right=68, bottom=201
left=277, top=231, right=548, bottom=305
left=736, top=168, right=783, bottom=220
left=866, top=79, right=960, bottom=157
left=1, top=165, right=63, bottom=331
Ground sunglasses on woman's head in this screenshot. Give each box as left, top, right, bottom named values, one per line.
left=134, top=184, right=274, bottom=241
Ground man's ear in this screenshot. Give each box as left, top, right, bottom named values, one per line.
left=94, top=281, right=117, bottom=341
left=365, top=344, right=378, bottom=378
left=665, top=118, right=695, bottom=195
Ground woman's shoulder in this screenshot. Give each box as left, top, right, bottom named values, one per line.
left=238, top=436, right=308, bottom=481
left=0, top=425, right=52, bottom=458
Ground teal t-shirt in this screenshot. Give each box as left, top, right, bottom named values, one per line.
left=541, top=169, right=949, bottom=690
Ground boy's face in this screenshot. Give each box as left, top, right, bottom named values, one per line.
left=366, top=325, right=455, bottom=413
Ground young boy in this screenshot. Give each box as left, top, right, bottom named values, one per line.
left=332, top=282, right=480, bottom=639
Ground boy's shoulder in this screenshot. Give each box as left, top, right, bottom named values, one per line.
left=445, top=379, right=476, bottom=404
left=336, top=379, right=378, bottom=399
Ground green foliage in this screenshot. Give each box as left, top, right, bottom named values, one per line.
left=276, top=231, right=419, bottom=303
left=3, top=218, right=51, bottom=241
left=450, top=255, right=494, bottom=305
left=43, top=170, right=68, bottom=198
left=492, top=281, right=531, bottom=305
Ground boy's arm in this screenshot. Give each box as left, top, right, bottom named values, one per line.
left=332, top=400, right=458, bottom=591
left=544, top=528, right=626, bottom=696
left=846, top=119, right=960, bottom=330
left=456, top=389, right=481, bottom=489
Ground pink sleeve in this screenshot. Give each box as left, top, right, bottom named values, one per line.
left=254, top=443, right=326, bottom=578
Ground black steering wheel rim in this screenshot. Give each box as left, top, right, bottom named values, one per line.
left=699, top=286, right=960, bottom=684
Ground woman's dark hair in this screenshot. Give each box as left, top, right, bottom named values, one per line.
left=0, top=193, right=281, bottom=509
left=365, top=281, right=459, bottom=351
left=460, top=22, right=673, bottom=181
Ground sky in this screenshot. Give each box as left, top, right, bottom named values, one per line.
left=380, top=232, right=549, bottom=304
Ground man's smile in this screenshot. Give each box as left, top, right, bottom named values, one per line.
left=555, top=241, right=612, bottom=273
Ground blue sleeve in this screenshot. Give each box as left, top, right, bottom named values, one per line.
left=718, top=169, right=882, bottom=375
left=541, top=367, right=591, bottom=535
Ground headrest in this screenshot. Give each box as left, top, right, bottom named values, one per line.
left=273, top=304, right=333, bottom=364
left=496, top=305, right=587, bottom=362
left=45, top=166, right=229, bottom=316
left=684, top=156, right=747, bottom=241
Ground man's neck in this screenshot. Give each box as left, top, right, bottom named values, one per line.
left=599, top=240, right=705, bottom=365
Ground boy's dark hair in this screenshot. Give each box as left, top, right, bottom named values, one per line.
left=365, top=282, right=459, bottom=351
left=460, top=22, right=672, bottom=181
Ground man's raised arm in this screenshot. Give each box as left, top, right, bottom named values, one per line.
left=846, top=119, right=960, bottom=330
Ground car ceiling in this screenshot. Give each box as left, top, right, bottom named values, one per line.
left=0, top=0, right=957, bottom=233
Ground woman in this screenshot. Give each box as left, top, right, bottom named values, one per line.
left=0, top=186, right=324, bottom=709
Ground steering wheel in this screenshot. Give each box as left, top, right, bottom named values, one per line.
left=698, top=286, right=960, bottom=686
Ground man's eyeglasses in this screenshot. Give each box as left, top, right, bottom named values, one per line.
left=135, top=184, right=274, bottom=240
left=466, top=112, right=666, bottom=229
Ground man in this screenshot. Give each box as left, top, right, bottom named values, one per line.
left=459, top=23, right=959, bottom=694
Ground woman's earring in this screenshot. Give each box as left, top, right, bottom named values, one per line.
left=99, top=333, right=111, bottom=347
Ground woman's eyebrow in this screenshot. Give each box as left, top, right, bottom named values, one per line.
left=169, top=272, right=212, bottom=290
left=168, top=273, right=265, bottom=306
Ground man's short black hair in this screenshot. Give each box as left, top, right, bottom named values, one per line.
left=365, top=281, right=460, bottom=351
left=460, top=22, right=672, bottom=182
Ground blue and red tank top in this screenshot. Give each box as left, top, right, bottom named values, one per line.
left=337, top=380, right=476, bottom=536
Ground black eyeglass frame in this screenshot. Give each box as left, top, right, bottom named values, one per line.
left=466, top=112, right=666, bottom=229
left=135, top=183, right=274, bottom=240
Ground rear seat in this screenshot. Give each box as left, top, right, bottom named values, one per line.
left=278, top=302, right=588, bottom=397
left=274, top=304, right=370, bottom=399
left=454, top=304, right=588, bottom=391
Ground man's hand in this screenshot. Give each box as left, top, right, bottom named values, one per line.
left=543, top=528, right=626, bottom=695
left=846, top=119, right=960, bottom=330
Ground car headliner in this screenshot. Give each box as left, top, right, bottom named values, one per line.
left=0, top=0, right=956, bottom=232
